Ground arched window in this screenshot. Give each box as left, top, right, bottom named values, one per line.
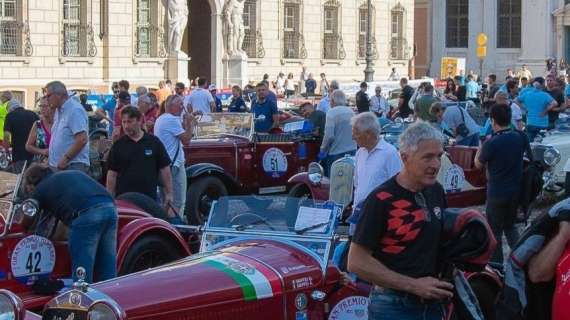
left=242, top=0, right=264, bottom=58
left=322, top=0, right=344, bottom=60
left=134, top=0, right=166, bottom=58
left=497, top=0, right=521, bottom=48
left=390, top=3, right=406, bottom=60
left=357, top=2, right=377, bottom=60
left=0, top=0, right=31, bottom=57
left=446, top=0, right=468, bottom=48
left=282, top=0, right=305, bottom=59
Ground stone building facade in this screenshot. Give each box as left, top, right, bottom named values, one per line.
left=0, top=0, right=414, bottom=106
left=419, top=0, right=570, bottom=80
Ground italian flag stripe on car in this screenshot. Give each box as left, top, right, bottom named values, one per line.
left=204, top=254, right=275, bottom=301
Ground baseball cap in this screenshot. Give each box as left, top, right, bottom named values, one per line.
left=208, top=84, right=217, bottom=92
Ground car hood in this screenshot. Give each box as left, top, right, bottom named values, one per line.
left=92, top=239, right=324, bottom=318
left=542, top=132, right=570, bottom=148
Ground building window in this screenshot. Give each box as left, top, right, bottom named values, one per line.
left=136, top=0, right=151, bottom=56
left=242, top=0, right=264, bottom=58
left=497, top=0, right=521, bottom=48
left=357, top=2, right=376, bottom=60
left=323, top=0, right=344, bottom=60
left=0, top=0, right=17, bottom=55
left=446, top=0, right=468, bottom=48
left=62, top=0, right=83, bottom=56
left=283, top=0, right=305, bottom=59
left=390, top=4, right=406, bottom=60
left=134, top=0, right=165, bottom=58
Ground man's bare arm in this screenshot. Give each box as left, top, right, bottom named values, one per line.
left=528, top=221, right=570, bottom=283
left=106, top=170, right=118, bottom=197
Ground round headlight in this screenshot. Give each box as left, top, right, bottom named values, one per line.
left=21, top=199, right=38, bottom=218
left=88, top=302, right=120, bottom=320
left=543, top=148, right=561, bottom=167
left=307, top=162, right=324, bottom=184
left=0, top=290, right=23, bottom=320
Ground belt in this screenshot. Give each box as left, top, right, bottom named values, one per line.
left=72, top=202, right=115, bottom=220
left=373, top=286, right=442, bottom=304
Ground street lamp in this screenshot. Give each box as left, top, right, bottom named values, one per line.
left=364, top=0, right=374, bottom=82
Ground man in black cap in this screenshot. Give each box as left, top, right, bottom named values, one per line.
left=112, top=91, right=132, bottom=142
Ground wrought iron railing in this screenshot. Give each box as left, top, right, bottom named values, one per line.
left=134, top=24, right=167, bottom=58
left=358, top=34, right=378, bottom=60
left=283, top=31, right=306, bottom=59
left=322, top=33, right=345, bottom=60
left=242, top=29, right=265, bottom=58
left=390, top=37, right=407, bottom=60
left=0, top=20, right=32, bottom=56
left=61, top=23, right=96, bottom=57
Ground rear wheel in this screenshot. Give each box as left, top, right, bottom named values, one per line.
left=116, top=192, right=169, bottom=221
left=288, top=184, right=312, bottom=199
left=119, top=234, right=182, bottom=275
left=186, top=176, right=228, bottom=225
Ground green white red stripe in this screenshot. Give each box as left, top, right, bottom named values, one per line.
left=203, top=254, right=277, bottom=301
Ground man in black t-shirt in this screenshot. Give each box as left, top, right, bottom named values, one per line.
left=475, top=104, right=529, bottom=264
left=3, top=101, right=39, bottom=172
left=348, top=122, right=453, bottom=320
left=355, top=82, right=370, bottom=113
left=396, top=78, right=414, bottom=118
left=106, top=106, right=173, bottom=204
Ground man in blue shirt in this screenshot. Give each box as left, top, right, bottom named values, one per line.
left=465, top=74, right=480, bottom=104
left=22, top=165, right=117, bottom=282
left=516, top=77, right=558, bottom=141
left=475, top=104, right=530, bottom=264
left=100, top=82, right=119, bottom=135
left=252, top=82, right=279, bottom=133
left=209, top=84, right=223, bottom=112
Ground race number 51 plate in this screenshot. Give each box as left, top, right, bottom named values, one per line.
left=11, top=235, right=56, bottom=284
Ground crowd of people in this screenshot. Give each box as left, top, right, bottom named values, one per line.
left=0, top=60, right=569, bottom=318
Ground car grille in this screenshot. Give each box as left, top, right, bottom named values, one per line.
left=255, top=134, right=294, bottom=143
left=43, top=308, right=88, bottom=320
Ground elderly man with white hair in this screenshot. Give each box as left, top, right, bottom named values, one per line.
left=319, top=89, right=357, bottom=176
left=348, top=121, right=453, bottom=320
left=370, top=85, right=389, bottom=118
left=348, top=112, right=402, bottom=236
left=137, top=94, right=159, bottom=134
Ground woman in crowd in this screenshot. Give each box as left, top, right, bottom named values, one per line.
left=228, top=85, right=247, bottom=112
left=284, top=73, right=296, bottom=98
left=25, top=97, right=53, bottom=162
left=444, top=79, right=458, bottom=101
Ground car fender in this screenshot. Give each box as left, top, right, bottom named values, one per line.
left=89, top=128, right=108, bottom=139
left=186, top=163, right=239, bottom=189
left=564, top=158, right=570, bottom=172
left=116, top=217, right=191, bottom=268
left=288, top=172, right=330, bottom=201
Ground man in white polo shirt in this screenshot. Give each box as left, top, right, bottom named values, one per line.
left=184, top=77, right=215, bottom=115
left=349, top=112, right=402, bottom=235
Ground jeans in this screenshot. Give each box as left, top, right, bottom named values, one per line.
left=485, top=196, right=520, bottom=264
left=368, top=287, right=445, bottom=320
left=322, top=150, right=356, bottom=177
left=68, top=203, right=117, bottom=282
left=526, top=125, right=547, bottom=143
left=163, top=163, right=187, bottom=217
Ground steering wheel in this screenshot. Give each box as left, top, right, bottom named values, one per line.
left=229, top=212, right=276, bottom=231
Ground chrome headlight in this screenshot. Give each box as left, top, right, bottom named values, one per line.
left=307, top=162, right=324, bottom=184
left=88, top=302, right=124, bottom=320
left=21, top=199, right=38, bottom=218
left=543, top=147, right=561, bottom=167
left=0, top=290, right=23, bottom=320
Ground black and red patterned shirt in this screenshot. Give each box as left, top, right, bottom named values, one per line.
left=352, top=175, right=447, bottom=278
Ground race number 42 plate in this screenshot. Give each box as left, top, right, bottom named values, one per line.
left=10, top=235, right=56, bottom=285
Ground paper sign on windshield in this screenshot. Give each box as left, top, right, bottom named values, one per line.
left=294, top=206, right=332, bottom=233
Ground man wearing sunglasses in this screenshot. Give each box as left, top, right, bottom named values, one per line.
left=348, top=122, right=452, bottom=320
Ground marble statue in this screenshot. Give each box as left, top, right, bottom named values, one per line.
left=167, top=0, right=189, bottom=55
left=222, top=0, right=246, bottom=58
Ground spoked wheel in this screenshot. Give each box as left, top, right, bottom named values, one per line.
left=119, top=235, right=182, bottom=275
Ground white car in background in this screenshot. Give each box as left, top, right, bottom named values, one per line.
left=537, top=114, right=570, bottom=197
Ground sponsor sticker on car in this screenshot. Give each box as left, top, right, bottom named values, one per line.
left=10, top=235, right=56, bottom=285
left=262, top=148, right=288, bottom=178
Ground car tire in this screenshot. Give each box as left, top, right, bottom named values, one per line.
left=116, top=192, right=169, bottom=221
left=119, top=234, right=182, bottom=275
left=288, top=184, right=312, bottom=199
left=565, top=172, right=570, bottom=198
left=186, top=176, right=228, bottom=225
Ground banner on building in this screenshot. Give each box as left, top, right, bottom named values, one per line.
left=440, top=57, right=466, bottom=80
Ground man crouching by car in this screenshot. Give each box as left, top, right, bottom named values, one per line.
left=21, top=164, right=117, bottom=283
left=348, top=122, right=453, bottom=320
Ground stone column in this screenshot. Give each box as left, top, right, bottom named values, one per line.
left=167, top=52, right=191, bottom=87
left=518, top=1, right=553, bottom=73
left=223, top=54, right=248, bottom=87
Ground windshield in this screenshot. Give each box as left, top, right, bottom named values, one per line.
left=194, top=113, right=253, bottom=139
left=205, top=196, right=340, bottom=235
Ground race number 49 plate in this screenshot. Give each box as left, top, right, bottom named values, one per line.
left=11, top=235, right=56, bottom=284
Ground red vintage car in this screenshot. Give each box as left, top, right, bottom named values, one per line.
left=13, top=195, right=371, bottom=320
left=0, top=170, right=191, bottom=312
left=288, top=145, right=487, bottom=211
left=184, top=113, right=320, bottom=225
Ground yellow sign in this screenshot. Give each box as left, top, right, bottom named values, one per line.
left=477, top=33, right=488, bottom=46
left=441, top=57, right=459, bottom=79
left=477, top=46, right=487, bottom=58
